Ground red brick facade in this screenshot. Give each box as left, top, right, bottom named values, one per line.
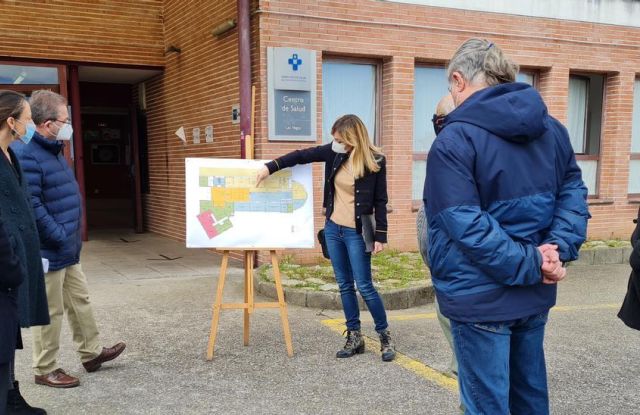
left=0, top=0, right=164, bottom=66
left=1, top=1, right=639, bottom=263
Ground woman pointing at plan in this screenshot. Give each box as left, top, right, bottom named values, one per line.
left=256, top=114, right=396, bottom=362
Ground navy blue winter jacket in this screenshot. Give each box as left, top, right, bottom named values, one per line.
left=11, top=132, right=82, bottom=271
left=424, top=83, right=590, bottom=323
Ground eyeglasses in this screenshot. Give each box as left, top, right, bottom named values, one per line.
left=48, top=119, right=71, bottom=125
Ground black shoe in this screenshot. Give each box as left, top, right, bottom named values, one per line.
left=7, top=381, right=47, bottom=415
left=336, top=330, right=365, bottom=358
left=378, top=329, right=396, bottom=362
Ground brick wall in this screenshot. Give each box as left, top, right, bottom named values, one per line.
left=0, top=0, right=164, bottom=66
left=143, top=0, right=246, bottom=245
left=251, top=0, right=640, bottom=261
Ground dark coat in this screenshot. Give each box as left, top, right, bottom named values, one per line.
left=618, top=208, right=640, bottom=331
left=11, top=133, right=83, bottom=271
left=0, top=214, right=23, bottom=364
left=0, top=148, right=49, bottom=328
left=265, top=143, right=388, bottom=243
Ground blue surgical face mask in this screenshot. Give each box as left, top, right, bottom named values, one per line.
left=14, top=119, right=36, bottom=144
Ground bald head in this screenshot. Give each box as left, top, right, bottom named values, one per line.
left=436, top=94, right=455, bottom=117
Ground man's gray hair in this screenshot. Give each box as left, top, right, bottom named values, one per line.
left=447, top=38, right=519, bottom=86
left=30, top=90, right=68, bottom=125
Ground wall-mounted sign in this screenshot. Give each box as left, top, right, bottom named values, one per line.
left=231, top=104, right=240, bottom=124
left=274, top=90, right=311, bottom=136
left=205, top=125, right=214, bottom=143
left=268, top=47, right=316, bottom=141
left=193, top=127, right=201, bottom=144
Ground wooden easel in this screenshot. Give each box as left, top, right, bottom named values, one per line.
left=206, top=248, right=293, bottom=360
left=206, top=86, right=293, bottom=360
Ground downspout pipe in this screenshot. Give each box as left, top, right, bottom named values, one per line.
left=238, top=0, right=251, bottom=159
left=238, top=0, right=258, bottom=266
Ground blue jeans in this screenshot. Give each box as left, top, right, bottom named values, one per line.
left=451, top=312, right=550, bottom=415
left=324, top=220, right=388, bottom=333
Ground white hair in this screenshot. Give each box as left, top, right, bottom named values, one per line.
left=447, top=38, right=519, bottom=86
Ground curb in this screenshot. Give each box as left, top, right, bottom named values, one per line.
left=254, top=274, right=435, bottom=310
left=572, top=247, right=631, bottom=266
left=255, top=246, right=630, bottom=310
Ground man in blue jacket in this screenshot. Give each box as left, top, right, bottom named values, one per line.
left=424, top=39, right=589, bottom=414
left=11, top=90, right=125, bottom=389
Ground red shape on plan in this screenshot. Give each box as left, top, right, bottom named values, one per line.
left=197, top=211, right=218, bottom=238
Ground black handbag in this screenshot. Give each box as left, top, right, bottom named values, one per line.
left=317, top=229, right=330, bottom=259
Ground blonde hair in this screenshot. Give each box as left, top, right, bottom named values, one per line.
left=447, top=38, right=518, bottom=86
left=331, top=114, right=383, bottom=179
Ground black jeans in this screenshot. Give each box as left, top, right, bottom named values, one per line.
left=0, top=361, right=9, bottom=415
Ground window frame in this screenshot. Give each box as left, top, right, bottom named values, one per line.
left=568, top=72, right=606, bottom=199
left=411, top=62, right=449, bottom=208
left=628, top=76, right=640, bottom=197
left=0, top=60, right=69, bottom=161
left=321, top=55, right=382, bottom=146
left=0, top=60, right=66, bottom=95
left=517, top=69, right=539, bottom=88
left=411, top=67, right=540, bottom=208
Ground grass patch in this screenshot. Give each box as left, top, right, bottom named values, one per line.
left=582, top=239, right=630, bottom=249
left=257, top=240, right=625, bottom=292
left=258, top=250, right=430, bottom=292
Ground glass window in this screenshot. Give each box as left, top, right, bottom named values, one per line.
left=629, top=78, right=640, bottom=194
left=412, top=66, right=448, bottom=200
left=517, top=71, right=535, bottom=86
left=568, top=74, right=604, bottom=196
left=322, top=61, right=377, bottom=143
left=0, top=64, right=59, bottom=85
left=568, top=77, right=589, bottom=153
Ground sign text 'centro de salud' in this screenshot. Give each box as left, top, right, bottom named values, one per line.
left=268, top=47, right=317, bottom=141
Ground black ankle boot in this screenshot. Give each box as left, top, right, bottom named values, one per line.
left=378, top=329, right=396, bottom=362
left=7, top=381, right=47, bottom=415
left=336, top=330, right=365, bottom=358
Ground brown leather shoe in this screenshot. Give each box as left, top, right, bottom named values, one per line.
left=82, top=342, right=126, bottom=373
left=35, top=368, right=80, bottom=388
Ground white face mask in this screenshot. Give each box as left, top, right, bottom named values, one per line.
left=56, top=123, right=73, bottom=141
left=331, top=140, right=347, bottom=154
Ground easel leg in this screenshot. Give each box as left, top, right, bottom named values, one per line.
left=271, top=250, right=294, bottom=357
left=243, top=251, right=252, bottom=346
left=207, top=251, right=229, bottom=361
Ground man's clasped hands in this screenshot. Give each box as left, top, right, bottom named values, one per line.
left=538, top=244, right=567, bottom=284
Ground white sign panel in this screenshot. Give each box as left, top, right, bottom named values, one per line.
left=273, top=47, right=312, bottom=91
left=185, top=158, right=314, bottom=249
left=268, top=47, right=317, bottom=141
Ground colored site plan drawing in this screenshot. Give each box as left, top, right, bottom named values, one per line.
left=185, top=158, right=314, bottom=249
left=196, top=167, right=307, bottom=239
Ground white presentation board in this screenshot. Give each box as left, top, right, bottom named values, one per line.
left=185, top=158, right=314, bottom=249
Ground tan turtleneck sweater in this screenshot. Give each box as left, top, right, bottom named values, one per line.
left=330, top=158, right=356, bottom=228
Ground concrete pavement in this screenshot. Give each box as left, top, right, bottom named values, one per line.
left=13, top=231, right=640, bottom=414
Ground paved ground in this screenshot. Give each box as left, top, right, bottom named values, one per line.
left=13, top=231, right=640, bottom=414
